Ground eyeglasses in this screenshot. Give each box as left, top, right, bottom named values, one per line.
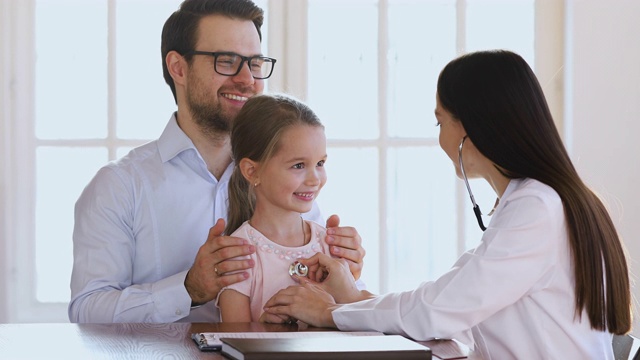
left=186, top=51, right=276, bottom=79
left=459, top=136, right=487, bottom=231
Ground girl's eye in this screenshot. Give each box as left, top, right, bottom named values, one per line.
left=435, top=121, right=441, bottom=127
left=317, top=160, right=325, bottom=167
left=292, top=163, right=304, bottom=169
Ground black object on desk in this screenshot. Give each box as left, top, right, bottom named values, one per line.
left=220, top=334, right=432, bottom=360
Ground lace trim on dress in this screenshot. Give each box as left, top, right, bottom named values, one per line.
left=245, top=226, right=324, bottom=261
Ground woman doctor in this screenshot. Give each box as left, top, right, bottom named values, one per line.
left=263, top=50, right=632, bottom=359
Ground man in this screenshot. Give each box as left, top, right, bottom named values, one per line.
left=69, top=0, right=365, bottom=323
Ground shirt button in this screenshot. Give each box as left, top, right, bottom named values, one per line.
left=175, top=309, right=182, bottom=316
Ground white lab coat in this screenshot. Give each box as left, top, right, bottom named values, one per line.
left=333, top=178, right=613, bottom=359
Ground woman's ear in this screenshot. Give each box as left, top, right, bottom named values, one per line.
left=239, top=158, right=260, bottom=186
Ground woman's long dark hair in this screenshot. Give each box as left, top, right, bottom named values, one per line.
left=437, top=50, right=631, bottom=334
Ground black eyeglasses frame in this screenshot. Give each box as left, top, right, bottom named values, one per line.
left=185, top=50, right=277, bottom=79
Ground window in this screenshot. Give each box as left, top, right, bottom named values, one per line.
left=2, top=0, right=558, bottom=322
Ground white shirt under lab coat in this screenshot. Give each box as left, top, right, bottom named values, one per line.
left=69, top=114, right=323, bottom=323
left=332, top=178, right=614, bottom=359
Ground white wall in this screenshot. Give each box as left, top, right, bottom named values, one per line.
left=565, top=0, right=640, bottom=336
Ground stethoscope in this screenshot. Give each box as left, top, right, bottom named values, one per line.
left=289, top=261, right=308, bottom=277
left=459, top=135, right=487, bottom=231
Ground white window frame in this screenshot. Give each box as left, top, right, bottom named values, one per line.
left=0, top=0, right=564, bottom=322
left=2, top=0, right=50, bottom=323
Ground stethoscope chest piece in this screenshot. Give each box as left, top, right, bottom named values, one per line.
left=289, top=261, right=308, bottom=277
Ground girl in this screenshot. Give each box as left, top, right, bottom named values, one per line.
left=217, top=93, right=333, bottom=322
left=263, top=50, right=632, bottom=359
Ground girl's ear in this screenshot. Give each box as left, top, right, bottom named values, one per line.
left=239, top=158, right=260, bottom=185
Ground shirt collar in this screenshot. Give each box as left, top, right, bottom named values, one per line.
left=502, top=178, right=518, bottom=199
left=157, top=112, right=235, bottom=184
left=158, top=112, right=197, bottom=163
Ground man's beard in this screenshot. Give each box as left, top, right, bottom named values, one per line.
left=190, top=97, right=231, bottom=136
left=185, top=71, right=235, bottom=136
left=187, top=89, right=232, bottom=136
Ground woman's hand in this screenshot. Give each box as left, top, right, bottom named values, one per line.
left=263, top=281, right=339, bottom=328
left=295, top=253, right=366, bottom=304
left=264, top=253, right=375, bottom=327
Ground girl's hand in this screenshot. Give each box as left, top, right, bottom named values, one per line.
left=258, top=311, right=297, bottom=325
left=325, top=215, right=366, bottom=281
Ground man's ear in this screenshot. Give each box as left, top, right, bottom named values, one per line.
left=239, top=158, right=260, bottom=186
left=166, top=50, right=187, bottom=86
